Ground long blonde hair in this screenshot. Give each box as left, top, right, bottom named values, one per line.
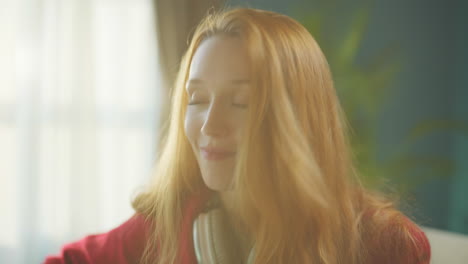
left=133, top=7, right=422, bottom=264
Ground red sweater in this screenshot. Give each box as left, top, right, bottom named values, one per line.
left=44, top=195, right=431, bottom=264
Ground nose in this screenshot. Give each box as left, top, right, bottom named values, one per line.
left=201, top=101, right=229, bottom=137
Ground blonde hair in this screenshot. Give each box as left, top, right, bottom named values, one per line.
left=133, top=7, right=424, bottom=264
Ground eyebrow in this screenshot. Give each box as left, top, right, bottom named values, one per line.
left=187, top=79, right=251, bottom=86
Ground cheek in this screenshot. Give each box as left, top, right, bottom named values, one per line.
left=184, top=110, right=201, bottom=145
left=232, top=114, right=246, bottom=142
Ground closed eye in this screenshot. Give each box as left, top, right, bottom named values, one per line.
left=232, top=103, right=248, bottom=108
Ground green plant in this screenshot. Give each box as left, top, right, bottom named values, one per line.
left=293, top=2, right=466, bottom=193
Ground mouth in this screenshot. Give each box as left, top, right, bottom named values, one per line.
left=200, top=147, right=236, bottom=161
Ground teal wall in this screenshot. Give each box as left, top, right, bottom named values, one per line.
left=449, top=1, right=468, bottom=233
left=227, top=0, right=468, bottom=234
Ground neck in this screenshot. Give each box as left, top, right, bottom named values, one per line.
left=219, top=190, right=253, bottom=255
left=219, top=190, right=242, bottom=228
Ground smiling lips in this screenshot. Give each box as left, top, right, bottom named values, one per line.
left=200, top=147, right=235, bottom=160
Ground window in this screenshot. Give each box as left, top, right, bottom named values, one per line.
left=0, top=0, right=161, bottom=262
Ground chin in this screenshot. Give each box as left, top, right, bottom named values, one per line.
left=202, top=176, right=231, bottom=192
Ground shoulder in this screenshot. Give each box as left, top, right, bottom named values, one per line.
left=364, top=211, right=431, bottom=264
left=43, top=214, right=150, bottom=264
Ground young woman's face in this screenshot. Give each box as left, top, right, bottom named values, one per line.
left=184, top=35, right=250, bottom=191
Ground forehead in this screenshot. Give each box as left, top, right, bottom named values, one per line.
left=188, top=35, right=250, bottom=86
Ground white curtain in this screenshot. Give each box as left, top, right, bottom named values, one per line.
left=0, top=0, right=162, bottom=263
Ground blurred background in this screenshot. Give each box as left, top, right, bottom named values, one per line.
left=0, top=0, right=466, bottom=263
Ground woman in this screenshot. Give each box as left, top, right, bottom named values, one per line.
left=45, top=8, right=431, bottom=264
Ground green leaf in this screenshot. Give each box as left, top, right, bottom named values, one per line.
left=336, top=7, right=369, bottom=66
left=406, top=120, right=468, bottom=143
